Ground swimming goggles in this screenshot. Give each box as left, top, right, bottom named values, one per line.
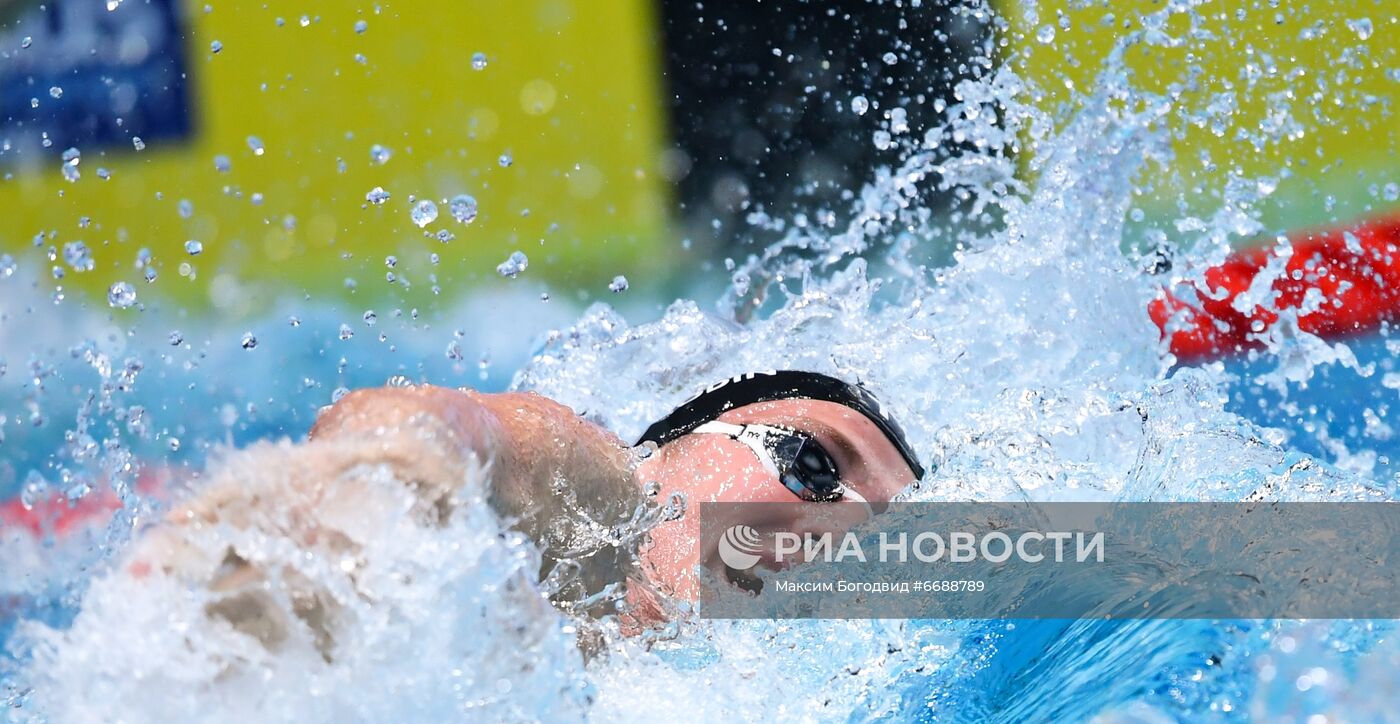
left=691, top=420, right=873, bottom=516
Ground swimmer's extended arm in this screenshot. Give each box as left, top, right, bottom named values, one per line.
left=142, top=384, right=638, bottom=566
left=307, top=385, right=642, bottom=544
left=127, top=385, right=640, bottom=655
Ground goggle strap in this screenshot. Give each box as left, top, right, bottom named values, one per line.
left=692, top=420, right=782, bottom=479
left=692, top=420, right=746, bottom=436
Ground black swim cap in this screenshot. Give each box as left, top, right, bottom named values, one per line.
left=636, top=370, right=925, bottom=481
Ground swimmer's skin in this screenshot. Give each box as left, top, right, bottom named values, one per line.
left=126, top=383, right=916, bottom=650
left=308, top=386, right=643, bottom=546
left=307, top=386, right=915, bottom=599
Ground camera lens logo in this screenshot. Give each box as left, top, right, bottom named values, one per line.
left=717, top=524, right=763, bottom=571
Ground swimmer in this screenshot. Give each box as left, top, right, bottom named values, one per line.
left=126, top=371, right=923, bottom=648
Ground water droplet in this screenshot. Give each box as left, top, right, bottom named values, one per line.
left=365, top=186, right=390, bottom=205
left=107, top=282, right=136, bottom=308
left=410, top=199, right=439, bottom=227
left=851, top=95, right=870, bottom=116
left=339, top=323, right=354, bottom=340
left=445, top=340, right=463, bottom=360
left=889, top=107, right=909, bottom=134
left=873, top=129, right=893, bottom=150
left=1347, top=17, right=1373, bottom=40
left=184, top=240, right=204, bottom=255
left=210, top=39, right=223, bottom=53
left=299, top=15, right=311, bottom=27
left=251, top=192, right=264, bottom=205
left=168, top=330, right=183, bottom=346
left=1036, top=24, right=1057, bottom=44
left=132, top=136, right=145, bottom=151
left=106, top=0, right=122, bottom=10
left=246, top=135, right=264, bottom=155
left=0, top=255, right=16, bottom=278
left=63, top=241, right=94, bottom=271
left=20, top=36, right=31, bottom=49
left=448, top=194, right=478, bottom=224
left=331, top=386, right=350, bottom=403
left=288, top=315, right=301, bottom=327
left=498, top=152, right=513, bottom=168
left=471, top=52, right=488, bottom=70
left=178, top=199, right=194, bottom=218
left=96, top=167, right=111, bottom=180
left=363, top=310, right=377, bottom=326
left=144, top=267, right=157, bottom=282
left=49, top=86, right=62, bottom=99
left=240, top=332, right=258, bottom=349
left=168, top=436, right=181, bottom=451
left=354, top=19, right=368, bottom=34
left=881, top=51, right=898, bottom=65
left=495, top=250, right=528, bottom=278
left=370, top=144, right=391, bottom=165
left=213, top=154, right=231, bottom=173
left=608, top=275, right=629, bottom=293
left=61, top=147, right=80, bottom=163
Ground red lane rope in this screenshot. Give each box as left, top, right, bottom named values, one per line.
left=0, top=490, right=123, bottom=538
left=1150, top=214, right=1400, bottom=363
left=0, top=469, right=169, bottom=538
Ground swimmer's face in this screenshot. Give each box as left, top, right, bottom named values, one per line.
left=632, top=398, right=918, bottom=602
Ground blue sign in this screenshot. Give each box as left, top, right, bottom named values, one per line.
left=0, top=0, right=192, bottom=163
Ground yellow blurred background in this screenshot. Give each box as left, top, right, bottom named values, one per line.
left=3, top=0, right=1396, bottom=313
left=2, top=0, right=670, bottom=313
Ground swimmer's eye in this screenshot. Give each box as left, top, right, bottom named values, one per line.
left=771, top=432, right=843, bottom=502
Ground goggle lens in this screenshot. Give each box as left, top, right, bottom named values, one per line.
left=775, top=434, right=842, bottom=501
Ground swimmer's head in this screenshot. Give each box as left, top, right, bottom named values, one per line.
left=631, top=371, right=925, bottom=601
